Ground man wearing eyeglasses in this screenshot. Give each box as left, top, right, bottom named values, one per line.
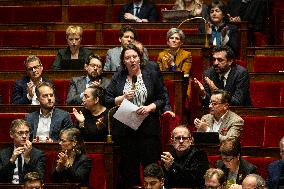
left=161, top=125, right=209, bottom=188
left=11, top=55, right=53, bottom=105
left=194, top=89, right=243, bottom=141
left=0, top=119, right=45, bottom=184
left=204, top=168, right=226, bottom=189
left=194, top=45, right=252, bottom=107
left=66, top=54, right=110, bottom=105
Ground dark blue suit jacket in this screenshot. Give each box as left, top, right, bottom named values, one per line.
left=202, top=64, right=252, bottom=106
left=119, top=1, right=158, bottom=22
left=25, top=108, right=73, bottom=142
left=267, top=160, right=284, bottom=189
left=11, top=76, right=52, bottom=104
left=0, top=146, right=45, bottom=183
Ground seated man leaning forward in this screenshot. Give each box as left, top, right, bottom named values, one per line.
left=11, top=55, right=52, bottom=105
left=25, top=82, right=73, bottom=143
left=194, top=45, right=252, bottom=106
left=161, top=125, right=209, bottom=188
left=143, top=163, right=165, bottom=189
left=0, top=119, right=45, bottom=184
left=66, top=54, right=110, bottom=105
left=23, top=172, right=44, bottom=189
left=194, top=89, right=244, bottom=141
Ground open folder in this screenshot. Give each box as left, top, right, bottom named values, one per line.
left=161, top=9, right=190, bottom=22
left=113, top=99, right=149, bottom=130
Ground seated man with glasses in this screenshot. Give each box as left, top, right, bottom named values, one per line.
left=217, top=138, right=257, bottom=189
left=267, top=137, right=284, bottom=189
left=0, top=119, right=45, bottom=184
left=194, top=89, right=244, bottom=141
left=204, top=168, right=226, bottom=189
left=161, top=125, right=209, bottom=188
left=11, top=55, right=53, bottom=105
left=242, top=174, right=266, bottom=189
left=66, top=54, right=110, bottom=105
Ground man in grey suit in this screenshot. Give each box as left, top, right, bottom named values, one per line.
left=194, top=89, right=243, bottom=141
left=66, top=54, right=110, bottom=105
left=103, top=25, right=148, bottom=71
left=25, top=82, right=73, bottom=142
left=0, top=119, right=45, bottom=184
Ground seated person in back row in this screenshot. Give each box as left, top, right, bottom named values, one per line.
left=172, top=0, right=208, bottom=20
left=25, top=82, right=73, bottom=142
left=66, top=54, right=110, bottom=105
left=194, top=89, right=244, bottom=141
left=119, top=0, right=158, bottom=22
left=104, top=25, right=148, bottom=71
left=194, top=46, right=252, bottom=106
left=52, top=25, right=92, bottom=70
left=12, top=55, right=53, bottom=105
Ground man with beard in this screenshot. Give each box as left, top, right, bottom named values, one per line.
left=11, top=55, right=53, bottom=105
left=194, top=46, right=252, bottom=106
left=66, top=54, right=110, bottom=105
left=0, top=119, right=45, bottom=184
left=25, top=82, right=73, bottom=143
left=194, top=89, right=244, bottom=141
left=161, top=125, right=209, bottom=188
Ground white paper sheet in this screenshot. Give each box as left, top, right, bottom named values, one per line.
left=113, top=99, right=148, bottom=130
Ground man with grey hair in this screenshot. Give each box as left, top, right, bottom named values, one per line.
left=242, top=174, right=266, bottom=189
left=12, top=55, right=52, bottom=105
left=157, top=27, right=192, bottom=77
left=266, top=137, right=284, bottom=189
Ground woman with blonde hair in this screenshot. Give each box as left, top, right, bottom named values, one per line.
left=173, top=0, right=208, bottom=19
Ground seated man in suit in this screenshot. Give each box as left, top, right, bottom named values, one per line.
left=194, top=89, right=244, bottom=141
left=103, top=25, right=148, bottom=71
left=0, top=119, right=45, bottom=184
left=66, top=54, right=110, bottom=105
left=143, top=163, right=164, bottom=189
left=23, top=172, right=43, bottom=189
left=11, top=55, right=52, bottom=105
left=194, top=46, right=252, bottom=106
left=161, top=125, right=209, bottom=188
left=119, top=0, right=158, bottom=22
left=243, top=174, right=266, bottom=189
left=25, top=82, right=73, bottom=142
left=266, top=137, right=284, bottom=189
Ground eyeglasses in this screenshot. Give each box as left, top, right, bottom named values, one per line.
left=209, top=101, right=222, bottom=106
left=221, top=156, right=234, bottom=162
left=173, top=136, right=191, bottom=142
left=26, top=64, right=42, bottom=72
left=15, top=131, right=30, bottom=136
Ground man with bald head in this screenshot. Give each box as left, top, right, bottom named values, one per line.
left=242, top=174, right=266, bottom=189
left=161, top=125, right=209, bottom=188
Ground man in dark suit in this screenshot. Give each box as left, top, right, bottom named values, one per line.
left=25, top=82, right=73, bottom=142
left=11, top=55, right=52, bottom=105
left=194, top=46, right=252, bottom=106
left=0, top=119, right=45, bottom=184
left=266, top=137, right=284, bottom=189
left=119, top=0, right=158, bottom=22
left=66, top=54, right=110, bottom=105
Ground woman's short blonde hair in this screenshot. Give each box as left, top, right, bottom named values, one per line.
left=66, top=25, right=83, bottom=37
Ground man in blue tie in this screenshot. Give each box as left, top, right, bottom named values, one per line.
left=0, top=119, right=45, bottom=184
left=119, top=0, right=159, bottom=22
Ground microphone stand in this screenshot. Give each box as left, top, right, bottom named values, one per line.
left=107, top=106, right=119, bottom=143
left=177, top=16, right=209, bottom=48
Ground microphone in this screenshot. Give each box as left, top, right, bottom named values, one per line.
left=131, top=75, right=137, bottom=90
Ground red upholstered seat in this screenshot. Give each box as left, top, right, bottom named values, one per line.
left=54, top=30, right=96, bottom=46
left=250, top=81, right=282, bottom=107
left=253, top=56, right=284, bottom=72
left=263, top=117, right=284, bottom=147
left=234, top=59, right=247, bottom=69
left=254, top=32, right=268, bottom=47
left=160, top=113, right=179, bottom=151
left=0, top=30, right=47, bottom=47
left=163, top=79, right=175, bottom=110
left=0, top=55, right=55, bottom=71
left=0, top=80, right=15, bottom=104
left=68, top=5, right=107, bottom=22
left=44, top=151, right=58, bottom=183
left=111, top=5, right=123, bottom=23
left=241, top=116, right=265, bottom=147
left=0, top=113, right=27, bottom=142
left=207, top=155, right=220, bottom=168
left=102, top=29, right=120, bottom=45
left=87, top=153, right=106, bottom=189
left=53, top=80, right=70, bottom=105
left=0, top=7, right=13, bottom=23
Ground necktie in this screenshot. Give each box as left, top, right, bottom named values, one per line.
left=18, top=155, right=23, bottom=182
left=134, top=7, right=140, bottom=17
left=220, top=75, right=225, bottom=89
